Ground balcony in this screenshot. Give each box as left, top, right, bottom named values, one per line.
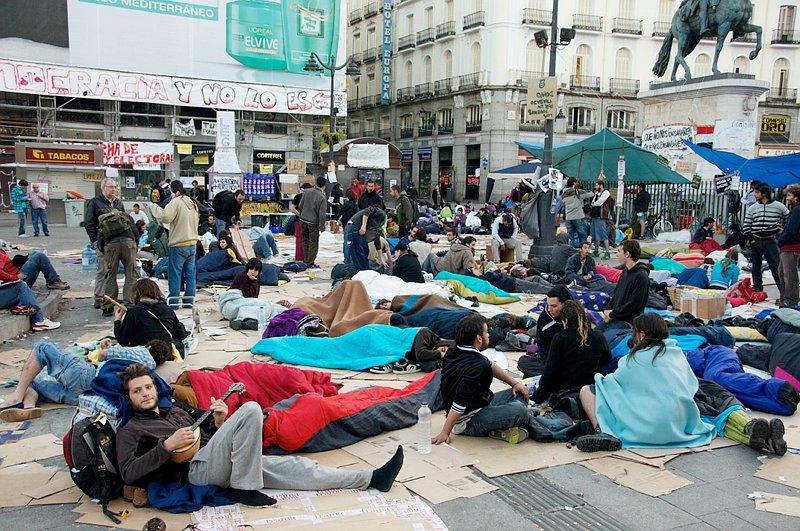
left=520, top=120, right=545, bottom=132
left=465, top=119, right=483, bottom=132
left=513, top=70, right=546, bottom=87
left=732, top=32, right=757, bottom=43
left=463, top=11, right=485, bottom=31
left=378, top=128, right=392, bottom=141
left=347, top=99, right=360, bottom=111
left=400, top=127, right=414, bottom=139
left=612, top=17, right=642, bottom=35
left=459, top=72, right=482, bottom=90
left=434, top=77, right=455, bottom=95
left=772, top=29, right=800, bottom=44
left=522, top=8, right=552, bottom=26
left=349, top=8, right=362, bottom=24
left=569, top=124, right=597, bottom=135
left=363, top=46, right=379, bottom=62
left=364, top=1, right=378, bottom=18
left=767, top=87, right=798, bottom=102
left=414, top=82, right=434, bottom=99
left=359, top=95, right=377, bottom=109
left=609, top=78, right=640, bottom=95
left=416, top=28, right=435, bottom=46
left=436, top=21, right=456, bottom=40
left=418, top=123, right=434, bottom=137
left=348, top=52, right=362, bottom=65
left=396, top=87, right=415, bottom=102
left=438, top=122, right=454, bottom=135
left=570, top=75, right=601, bottom=91
left=573, top=14, right=603, bottom=31
left=398, top=35, right=416, bottom=52
left=652, top=21, right=670, bottom=36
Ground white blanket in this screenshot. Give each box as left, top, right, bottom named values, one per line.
left=352, top=270, right=450, bottom=300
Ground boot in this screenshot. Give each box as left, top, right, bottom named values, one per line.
left=744, top=418, right=769, bottom=451
left=132, top=487, right=149, bottom=508
left=765, top=418, right=787, bottom=456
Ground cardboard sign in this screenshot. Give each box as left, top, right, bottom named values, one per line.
left=287, top=158, right=307, bottom=174
left=102, top=142, right=174, bottom=166
left=177, top=143, right=193, bottom=154
left=525, top=76, right=557, bottom=122
left=714, top=173, right=732, bottom=193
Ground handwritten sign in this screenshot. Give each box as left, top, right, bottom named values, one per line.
left=641, top=125, right=695, bottom=158
left=287, top=158, right=307, bottom=174
left=102, top=142, right=174, bottom=166
left=525, top=76, right=557, bottom=122
left=211, top=175, right=241, bottom=196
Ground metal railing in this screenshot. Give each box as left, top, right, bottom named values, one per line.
left=514, top=70, right=546, bottom=88
left=359, top=95, right=377, bottom=108
left=396, top=87, right=415, bottom=102
left=767, top=87, right=798, bottom=102
left=434, top=77, right=455, bottom=95
left=612, top=17, right=642, bottom=34
left=348, top=52, right=362, bottom=65
left=463, top=11, right=485, bottom=30
left=568, top=123, right=597, bottom=135
left=398, top=35, right=415, bottom=51
left=347, top=99, right=360, bottom=111
left=400, top=127, right=414, bottom=138
left=378, top=128, right=392, bottom=140
left=522, top=8, right=552, bottom=26
left=438, top=122, right=454, bottom=134
left=414, top=82, right=434, bottom=98
left=652, top=21, right=670, bottom=36
left=609, top=78, right=640, bottom=94
left=570, top=75, right=600, bottom=91
left=349, top=8, right=362, bottom=24
left=459, top=72, right=482, bottom=90
left=732, top=32, right=757, bottom=43
left=520, top=120, right=546, bottom=132
left=416, top=28, right=435, bottom=46
left=436, top=21, right=456, bottom=39
left=772, top=29, right=800, bottom=44
left=363, top=46, right=379, bottom=62
left=465, top=119, right=483, bottom=132
left=418, top=124, right=434, bottom=137
left=573, top=14, right=602, bottom=31
left=364, top=1, right=378, bottom=18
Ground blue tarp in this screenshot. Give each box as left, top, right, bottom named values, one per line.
left=685, top=141, right=800, bottom=187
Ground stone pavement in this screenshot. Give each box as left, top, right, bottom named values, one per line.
left=0, top=214, right=797, bottom=530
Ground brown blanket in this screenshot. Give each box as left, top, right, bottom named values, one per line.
left=292, top=280, right=392, bottom=337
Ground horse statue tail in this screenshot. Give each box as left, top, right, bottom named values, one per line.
left=653, top=30, right=674, bottom=78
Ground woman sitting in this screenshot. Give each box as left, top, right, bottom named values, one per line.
left=709, top=249, right=740, bottom=289
left=391, top=241, right=425, bottom=284
left=114, top=278, right=188, bottom=357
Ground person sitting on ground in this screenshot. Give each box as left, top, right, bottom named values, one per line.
left=427, top=236, right=480, bottom=276
left=491, top=213, right=524, bottom=262
left=432, top=314, right=533, bottom=445
left=391, top=241, right=424, bottom=283
left=0, top=279, right=60, bottom=332
left=114, top=278, right=188, bottom=358
left=0, top=339, right=170, bottom=422
left=129, top=203, right=149, bottom=226
left=601, top=239, right=650, bottom=330
left=115, top=364, right=405, bottom=505
left=0, top=248, right=70, bottom=290
left=550, top=233, right=579, bottom=276
left=517, top=285, right=572, bottom=378
left=368, top=236, right=393, bottom=273
left=209, top=230, right=246, bottom=264
left=532, top=301, right=611, bottom=404
left=564, top=242, right=605, bottom=286
left=408, top=226, right=432, bottom=266
left=229, top=258, right=264, bottom=298
left=251, top=227, right=280, bottom=260
left=709, top=249, right=741, bottom=289
left=200, top=212, right=226, bottom=238
left=690, top=217, right=723, bottom=255
left=370, top=327, right=452, bottom=375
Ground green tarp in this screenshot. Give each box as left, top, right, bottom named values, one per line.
left=517, top=129, right=690, bottom=184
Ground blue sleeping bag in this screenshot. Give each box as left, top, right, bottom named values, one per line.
left=675, top=267, right=709, bottom=289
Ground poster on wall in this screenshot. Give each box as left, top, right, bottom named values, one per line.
left=102, top=142, right=174, bottom=166
left=0, top=0, right=349, bottom=115
left=713, top=119, right=757, bottom=152
left=641, top=125, right=695, bottom=158
left=211, top=174, right=242, bottom=196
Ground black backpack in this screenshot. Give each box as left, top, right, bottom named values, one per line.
left=212, top=190, right=234, bottom=217
left=65, top=413, right=125, bottom=523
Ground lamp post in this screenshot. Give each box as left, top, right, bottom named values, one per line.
left=304, top=53, right=361, bottom=165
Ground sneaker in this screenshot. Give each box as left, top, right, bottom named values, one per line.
left=102, top=308, right=114, bottom=317
left=391, top=360, right=421, bottom=374
left=32, top=318, right=60, bottom=331
left=369, top=365, right=393, bottom=374
left=575, top=432, right=622, bottom=452
left=592, top=250, right=599, bottom=257
left=18, top=234, right=27, bottom=238
left=744, top=418, right=770, bottom=451
left=94, top=300, right=102, bottom=309
left=46, top=279, right=70, bottom=290
left=766, top=418, right=788, bottom=456
left=33, top=234, right=39, bottom=237
left=602, top=252, right=611, bottom=260
left=230, top=319, right=243, bottom=331
left=488, top=426, right=529, bottom=444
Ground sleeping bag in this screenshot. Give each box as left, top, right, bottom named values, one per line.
left=768, top=333, right=800, bottom=394
left=676, top=268, right=710, bottom=289
left=434, top=271, right=520, bottom=304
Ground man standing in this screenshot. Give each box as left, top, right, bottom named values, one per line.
left=632, top=184, right=651, bottom=239
left=491, top=213, right=524, bottom=262
left=27, top=183, right=49, bottom=237
left=85, top=178, right=137, bottom=315
left=298, top=176, right=328, bottom=269
left=390, top=185, right=414, bottom=238
left=11, top=179, right=28, bottom=238
left=190, top=180, right=208, bottom=203
left=743, top=183, right=788, bottom=295
left=358, top=181, right=385, bottom=210
left=218, top=189, right=246, bottom=228
left=602, top=240, right=650, bottom=330
left=590, top=181, right=612, bottom=259
left=778, top=184, right=800, bottom=307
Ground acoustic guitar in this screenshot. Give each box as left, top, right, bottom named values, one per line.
left=170, top=382, right=246, bottom=463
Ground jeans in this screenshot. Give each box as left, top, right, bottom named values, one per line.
left=461, top=389, right=533, bottom=437
left=0, top=282, right=44, bottom=324
left=29, top=342, right=95, bottom=404
left=590, top=218, right=608, bottom=243
left=17, top=209, right=27, bottom=236
left=343, top=223, right=369, bottom=272
left=168, top=245, right=197, bottom=305
left=566, top=219, right=588, bottom=247
left=253, top=232, right=279, bottom=259
left=154, top=257, right=169, bottom=279
left=103, top=239, right=138, bottom=309
left=780, top=250, right=800, bottom=305
left=31, top=208, right=49, bottom=236
left=750, top=238, right=782, bottom=293
left=20, top=251, right=59, bottom=286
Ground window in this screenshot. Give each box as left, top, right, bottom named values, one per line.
left=438, top=108, right=454, bottom=130
left=419, top=111, right=434, bottom=129
left=425, top=6, right=434, bottom=28
left=658, top=0, right=674, bottom=21
left=352, top=33, right=360, bottom=52
left=526, top=40, right=546, bottom=72
left=569, top=107, right=595, bottom=131
left=773, top=58, right=791, bottom=93
left=365, top=119, right=375, bottom=135
left=618, top=0, right=633, bottom=18
left=407, top=14, right=414, bottom=34
left=367, top=74, right=375, bottom=95
left=367, top=27, right=375, bottom=48
left=694, top=53, right=711, bottom=76
left=445, top=0, right=454, bottom=22
left=351, top=121, right=361, bottom=135
left=615, top=47, right=632, bottom=78
left=466, top=104, right=482, bottom=126
left=733, top=56, right=749, bottom=74
left=424, top=56, right=432, bottom=84
left=779, top=5, right=796, bottom=32
left=607, top=109, right=635, bottom=131
left=405, top=60, right=413, bottom=87
left=529, top=0, right=546, bottom=8
left=471, top=42, right=482, bottom=72
left=444, top=50, right=453, bottom=78
left=574, top=44, right=592, bottom=77
left=401, top=114, right=414, bottom=129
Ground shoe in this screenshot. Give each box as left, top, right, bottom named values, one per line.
left=766, top=418, right=788, bottom=456
left=602, top=252, right=611, bottom=260
left=44, top=234, right=50, bottom=237
left=307, top=263, right=321, bottom=269
left=10, top=305, right=38, bottom=316
left=94, top=300, right=102, bottom=309
left=132, top=487, right=149, bottom=508
left=102, top=308, right=114, bottom=317
left=488, top=426, right=529, bottom=444
left=46, top=279, right=70, bottom=290
left=123, top=485, right=136, bottom=502
left=592, top=250, right=599, bottom=257
left=18, top=234, right=27, bottom=238
left=0, top=407, right=43, bottom=423
left=33, top=234, right=39, bottom=237
left=391, top=360, right=421, bottom=374
left=744, top=418, right=770, bottom=451
left=240, top=318, right=258, bottom=331
left=142, top=517, right=166, bottom=531
left=230, top=319, right=243, bottom=331
left=575, top=432, right=622, bottom=452
left=369, top=364, right=393, bottom=374
left=32, top=318, right=61, bottom=331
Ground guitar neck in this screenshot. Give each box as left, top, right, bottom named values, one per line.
left=190, top=388, right=237, bottom=430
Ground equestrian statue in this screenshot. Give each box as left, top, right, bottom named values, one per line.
left=653, top=0, right=763, bottom=81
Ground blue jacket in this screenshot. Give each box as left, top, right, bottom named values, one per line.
left=710, top=260, right=740, bottom=288
left=777, top=202, right=800, bottom=247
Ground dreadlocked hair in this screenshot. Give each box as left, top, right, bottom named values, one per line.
left=560, top=300, right=590, bottom=346
left=626, top=313, right=670, bottom=365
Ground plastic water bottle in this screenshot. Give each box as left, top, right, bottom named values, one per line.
left=257, top=306, right=267, bottom=336
left=81, top=244, right=97, bottom=272
left=417, top=402, right=432, bottom=454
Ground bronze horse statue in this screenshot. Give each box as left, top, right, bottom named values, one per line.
left=653, top=0, right=762, bottom=81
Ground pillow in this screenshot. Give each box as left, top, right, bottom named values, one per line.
left=724, top=326, right=768, bottom=342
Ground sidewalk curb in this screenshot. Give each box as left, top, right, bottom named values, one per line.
left=0, top=289, right=64, bottom=342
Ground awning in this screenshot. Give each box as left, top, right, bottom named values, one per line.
left=685, top=141, right=800, bottom=187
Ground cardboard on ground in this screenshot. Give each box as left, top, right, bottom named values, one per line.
left=405, top=467, right=497, bottom=504
left=582, top=456, right=693, bottom=497
left=754, top=454, right=800, bottom=489
left=0, top=433, right=62, bottom=467
left=751, top=491, right=800, bottom=517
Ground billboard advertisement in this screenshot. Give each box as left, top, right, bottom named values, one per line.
left=0, top=0, right=348, bottom=115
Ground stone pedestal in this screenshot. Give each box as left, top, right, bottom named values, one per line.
left=638, top=74, right=769, bottom=161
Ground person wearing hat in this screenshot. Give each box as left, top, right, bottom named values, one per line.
left=392, top=241, right=425, bottom=283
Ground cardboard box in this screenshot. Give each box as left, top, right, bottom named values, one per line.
left=680, top=289, right=726, bottom=320
left=485, top=245, right=515, bottom=263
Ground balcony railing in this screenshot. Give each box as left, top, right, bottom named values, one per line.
left=396, top=87, right=414, bottom=102
left=363, top=46, right=378, bottom=62
left=349, top=8, right=362, bottom=24
left=513, top=70, right=546, bottom=87
left=609, top=78, right=640, bottom=94
left=398, top=35, right=415, bottom=52
left=652, top=21, right=670, bottom=36
left=459, top=72, right=482, bottom=90
left=435, top=77, right=455, bottom=95
left=400, top=127, right=414, bottom=139
left=520, top=120, right=545, bottom=132
left=465, top=119, right=483, bottom=132
left=772, top=29, right=800, bottom=44
left=364, top=1, right=378, bottom=18
left=414, top=82, right=434, bottom=98
left=732, top=32, right=757, bottom=43
left=463, top=11, right=485, bottom=31
left=569, top=124, right=597, bottom=135
left=767, top=87, right=798, bottom=102
left=438, top=123, right=454, bottom=135
left=347, top=99, right=360, bottom=111
left=359, top=95, right=377, bottom=108
left=378, top=128, right=392, bottom=140
left=416, top=28, right=435, bottom=46
left=612, top=17, right=642, bottom=35
left=348, top=52, right=362, bottom=65
left=570, top=75, right=600, bottom=91
left=436, top=21, right=456, bottom=39
left=522, top=8, right=552, bottom=26
left=573, top=14, right=602, bottom=31
left=418, top=123, right=434, bottom=137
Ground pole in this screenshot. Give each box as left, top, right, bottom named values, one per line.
left=329, top=65, right=336, bottom=166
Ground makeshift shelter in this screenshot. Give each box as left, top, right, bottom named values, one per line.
left=517, top=129, right=690, bottom=184
left=685, top=141, right=800, bottom=187
left=485, top=162, right=542, bottom=202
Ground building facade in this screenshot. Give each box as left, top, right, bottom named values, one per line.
left=346, top=0, right=800, bottom=201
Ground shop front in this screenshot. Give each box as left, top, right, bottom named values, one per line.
left=465, top=144, right=482, bottom=201
left=178, top=144, right=215, bottom=192
left=102, top=141, right=175, bottom=202
left=437, top=146, right=453, bottom=201
left=401, top=149, right=412, bottom=189
left=418, top=147, right=432, bottom=198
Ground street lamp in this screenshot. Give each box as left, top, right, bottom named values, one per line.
left=304, top=52, right=361, bottom=165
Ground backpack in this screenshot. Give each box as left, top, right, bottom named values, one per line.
left=407, top=196, right=420, bottom=223
left=98, top=210, right=131, bottom=240
left=212, top=190, right=233, bottom=216
left=65, top=413, right=125, bottom=523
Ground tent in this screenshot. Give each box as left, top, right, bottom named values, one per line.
left=685, top=141, right=800, bottom=187
left=485, top=162, right=542, bottom=202
left=517, top=129, right=690, bottom=184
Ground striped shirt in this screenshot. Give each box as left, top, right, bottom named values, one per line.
left=743, top=201, right=789, bottom=238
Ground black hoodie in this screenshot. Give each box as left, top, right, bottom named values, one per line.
left=114, top=300, right=188, bottom=357
left=607, top=262, right=651, bottom=323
